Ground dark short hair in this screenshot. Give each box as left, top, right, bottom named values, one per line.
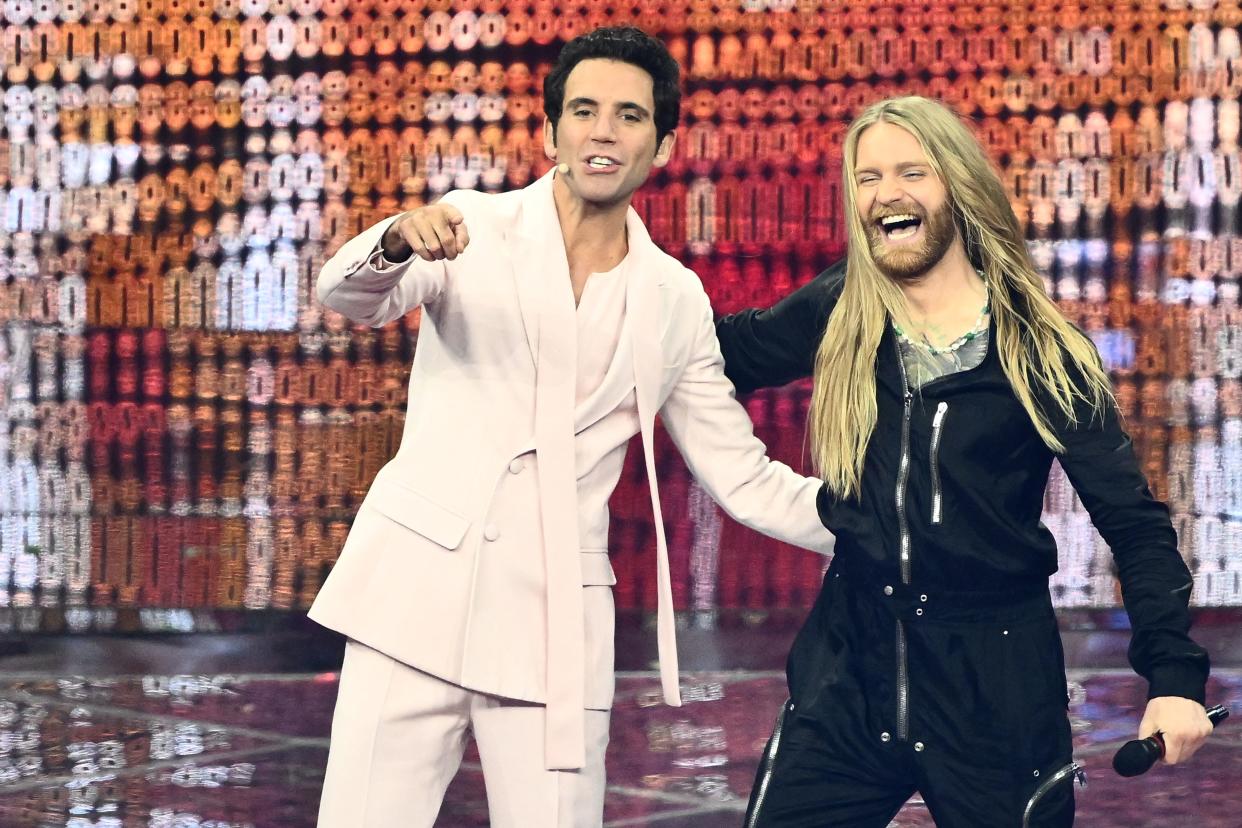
left=543, top=26, right=681, bottom=146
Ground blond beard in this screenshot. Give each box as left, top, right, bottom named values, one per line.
left=867, top=201, right=957, bottom=283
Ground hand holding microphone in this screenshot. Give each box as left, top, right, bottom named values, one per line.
left=1113, top=702, right=1227, bottom=777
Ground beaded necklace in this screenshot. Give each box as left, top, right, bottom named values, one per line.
left=892, top=285, right=992, bottom=356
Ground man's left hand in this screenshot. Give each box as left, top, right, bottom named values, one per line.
left=1138, top=696, right=1214, bottom=764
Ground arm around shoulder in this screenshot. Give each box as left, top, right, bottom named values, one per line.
left=661, top=281, right=834, bottom=555
left=714, top=258, right=846, bottom=393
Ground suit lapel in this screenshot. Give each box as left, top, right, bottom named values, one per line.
left=625, top=211, right=666, bottom=429
left=509, top=235, right=544, bottom=366
left=509, top=172, right=571, bottom=368
left=512, top=173, right=670, bottom=433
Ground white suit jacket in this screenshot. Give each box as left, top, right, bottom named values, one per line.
left=308, top=171, right=833, bottom=768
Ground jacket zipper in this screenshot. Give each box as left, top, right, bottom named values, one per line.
left=745, top=700, right=792, bottom=827
left=893, top=337, right=914, bottom=741
left=1021, top=761, right=1085, bottom=828
left=930, top=402, right=949, bottom=525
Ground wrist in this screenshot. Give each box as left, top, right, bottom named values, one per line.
left=380, top=220, right=413, bottom=261
left=1147, top=660, right=1209, bottom=705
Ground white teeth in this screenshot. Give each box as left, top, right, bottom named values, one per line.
left=588, top=157, right=614, bottom=168
left=880, top=214, right=917, bottom=227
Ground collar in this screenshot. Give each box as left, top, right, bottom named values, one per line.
left=515, top=168, right=665, bottom=287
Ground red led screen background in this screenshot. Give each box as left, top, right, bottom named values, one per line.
left=1, top=0, right=1240, bottom=631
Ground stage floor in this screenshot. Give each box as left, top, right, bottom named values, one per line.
left=0, top=667, right=1236, bottom=827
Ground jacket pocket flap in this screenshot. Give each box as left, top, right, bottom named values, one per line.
left=580, top=550, right=617, bottom=586
left=366, top=481, right=471, bottom=550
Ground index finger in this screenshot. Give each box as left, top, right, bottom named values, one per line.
left=441, top=204, right=469, bottom=252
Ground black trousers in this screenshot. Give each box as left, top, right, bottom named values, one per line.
left=744, top=567, right=1075, bottom=828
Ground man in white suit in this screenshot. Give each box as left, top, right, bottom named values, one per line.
left=311, top=27, right=833, bottom=827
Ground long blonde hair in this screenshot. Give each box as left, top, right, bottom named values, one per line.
left=809, top=96, right=1114, bottom=499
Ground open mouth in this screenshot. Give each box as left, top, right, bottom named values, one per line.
left=876, top=213, right=922, bottom=241
left=586, top=155, right=619, bottom=170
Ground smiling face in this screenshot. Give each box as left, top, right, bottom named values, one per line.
left=853, top=120, right=959, bottom=283
left=542, top=58, right=675, bottom=210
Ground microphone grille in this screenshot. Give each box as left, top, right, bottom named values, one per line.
left=1112, top=739, right=1159, bottom=777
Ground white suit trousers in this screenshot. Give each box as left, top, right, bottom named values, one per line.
left=317, top=640, right=612, bottom=828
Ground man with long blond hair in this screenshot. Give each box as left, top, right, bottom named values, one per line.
left=717, top=96, right=1213, bottom=826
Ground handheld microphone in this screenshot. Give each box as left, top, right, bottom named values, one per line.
left=1112, top=704, right=1228, bottom=777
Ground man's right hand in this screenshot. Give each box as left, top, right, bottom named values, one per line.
left=381, top=202, right=470, bottom=262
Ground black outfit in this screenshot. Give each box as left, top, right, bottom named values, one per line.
left=715, top=261, right=1209, bottom=827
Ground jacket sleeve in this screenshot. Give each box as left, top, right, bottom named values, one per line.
left=714, top=258, right=847, bottom=393
left=660, top=281, right=835, bottom=555
left=315, top=190, right=470, bottom=327
left=1053, top=358, right=1210, bottom=703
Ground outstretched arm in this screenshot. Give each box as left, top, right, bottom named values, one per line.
left=714, top=259, right=846, bottom=393
left=316, top=193, right=470, bottom=327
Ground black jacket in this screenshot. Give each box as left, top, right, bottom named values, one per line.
left=716, top=260, right=1209, bottom=703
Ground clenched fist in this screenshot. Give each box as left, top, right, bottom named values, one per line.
left=1138, top=696, right=1214, bottom=765
left=381, top=202, right=471, bottom=262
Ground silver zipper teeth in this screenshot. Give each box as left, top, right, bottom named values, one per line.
left=745, top=702, right=791, bottom=828
left=893, top=337, right=914, bottom=741
left=930, top=401, right=949, bottom=525
left=895, top=621, right=909, bottom=741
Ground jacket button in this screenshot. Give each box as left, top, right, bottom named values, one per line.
left=880, top=732, right=891, bottom=742
left=484, top=525, right=500, bottom=541
left=915, top=608, right=924, bottom=616
left=883, top=585, right=894, bottom=596
left=508, top=458, right=524, bottom=474
left=914, top=742, right=925, bottom=752
left=919, top=594, right=928, bottom=602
